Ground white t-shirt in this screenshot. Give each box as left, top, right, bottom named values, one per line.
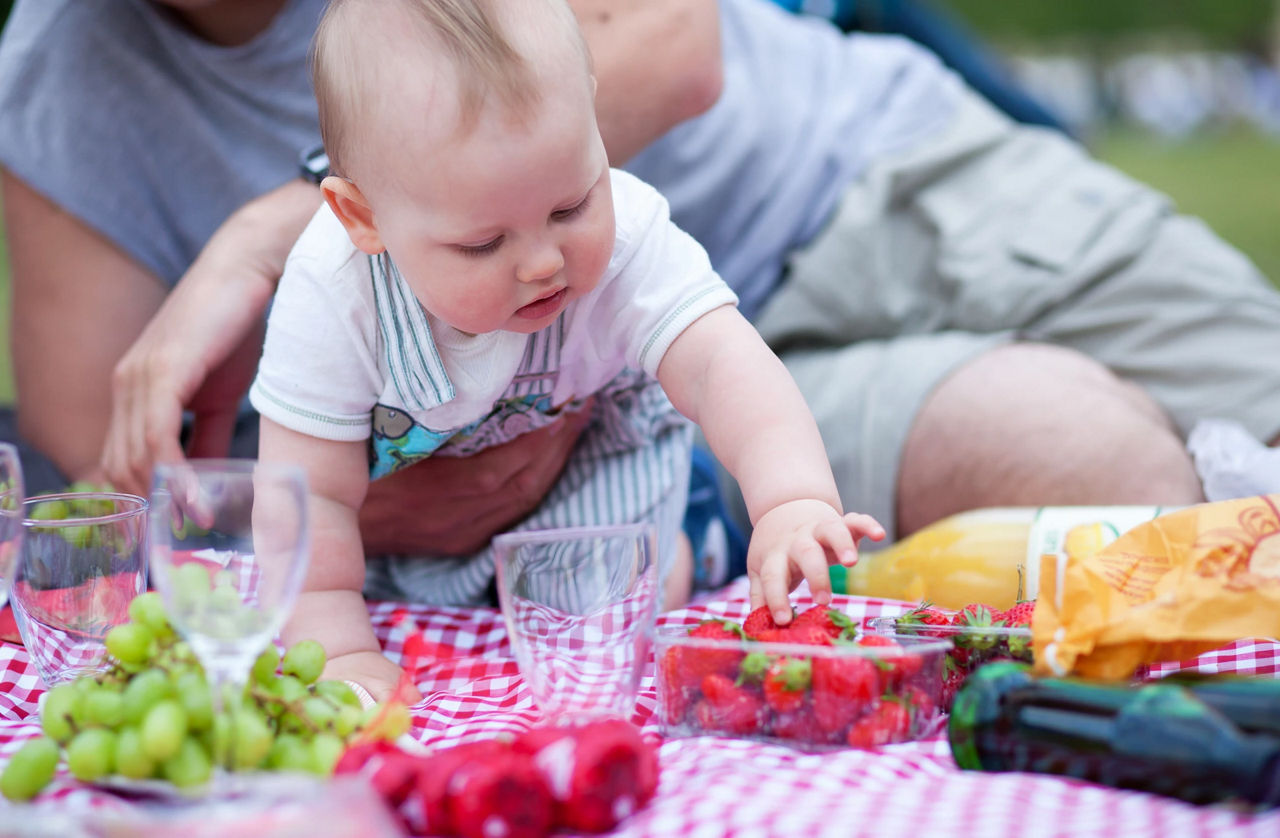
left=250, top=169, right=737, bottom=472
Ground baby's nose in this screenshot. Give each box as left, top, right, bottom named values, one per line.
left=516, top=242, right=565, bottom=283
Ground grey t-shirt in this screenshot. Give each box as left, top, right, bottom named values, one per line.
left=0, top=0, right=325, bottom=287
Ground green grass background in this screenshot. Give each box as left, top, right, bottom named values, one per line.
left=1, top=125, right=1278, bottom=406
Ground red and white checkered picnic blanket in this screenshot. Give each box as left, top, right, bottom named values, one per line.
left=2, top=577, right=1279, bottom=836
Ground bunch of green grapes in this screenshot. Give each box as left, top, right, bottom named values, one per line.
left=0, top=591, right=410, bottom=802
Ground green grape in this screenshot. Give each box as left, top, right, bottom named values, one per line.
left=266, top=734, right=312, bottom=773
left=269, top=674, right=309, bottom=706
left=41, top=683, right=80, bottom=743
left=230, top=710, right=274, bottom=771
left=204, top=714, right=231, bottom=768
left=105, top=622, right=154, bottom=666
left=314, top=679, right=362, bottom=708
left=175, top=671, right=213, bottom=732
left=281, top=640, right=326, bottom=685
left=173, top=562, right=212, bottom=604
left=208, top=582, right=242, bottom=613
left=70, top=681, right=101, bottom=729
left=114, top=726, right=157, bottom=780
left=162, top=739, right=212, bottom=789
left=83, top=688, right=125, bottom=728
left=28, top=499, right=69, bottom=522
left=127, top=592, right=174, bottom=638
left=251, top=645, right=280, bottom=685
left=60, top=523, right=93, bottom=548
left=66, top=728, right=116, bottom=781
left=333, top=704, right=362, bottom=738
left=140, top=700, right=187, bottom=762
left=301, top=696, right=337, bottom=730
left=0, top=736, right=60, bottom=801
left=310, top=733, right=345, bottom=776
left=123, top=669, right=173, bottom=725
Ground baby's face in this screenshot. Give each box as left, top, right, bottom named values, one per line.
left=361, top=72, right=614, bottom=337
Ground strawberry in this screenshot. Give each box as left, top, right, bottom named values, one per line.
left=791, top=605, right=856, bottom=640
left=999, top=601, right=1035, bottom=628
left=445, top=747, right=554, bottom=838
left=696, top=673, right=764, bottom=734
left=682, top=620, right=747, bottom=682
left=770, top=703, right=828, bottom=744
left=896, top=604, right=954, bottom=638
left=516, top=719, right=659, bottom=833
left=658, top=647, right=693, bottom=723
left=743, top=605, right=793, bottom=639
left=783, top=623, right=836, bottom=646
left=761, top=656, right=812, bottom=713
left=939, top=656, right=967, bottom=708
left=334, top=740, right=422, bottom=817
left=846, top=699, right=911, bottom=749
left=953, top=603, right=1001, bottom=652
left=414, top=740, right=512, bottom=836
left=856, top=634, right=922, bottom=685
left=810, top=653, right=878, bottom=735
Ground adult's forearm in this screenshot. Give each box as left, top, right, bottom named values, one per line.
left=571, top=0, right=724, bottom=164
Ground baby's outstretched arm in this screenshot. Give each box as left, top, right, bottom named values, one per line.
left=657, top=307, right=885, bottom=622
left=259, top=418, right=421, bottom=705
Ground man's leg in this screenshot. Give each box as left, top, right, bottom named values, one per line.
left=896, top=343, right=1203, bottom=537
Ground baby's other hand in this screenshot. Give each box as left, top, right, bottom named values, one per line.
left=321, top=650, right=422, bottom=706
left=746, top=500, right=884, bottom=622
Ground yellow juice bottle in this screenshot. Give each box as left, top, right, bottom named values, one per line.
left=835, top=506, right=1174, bottom=610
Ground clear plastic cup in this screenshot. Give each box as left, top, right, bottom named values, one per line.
left=12, top=492, right=148, bottom=686
left=493, top=524, right=658, bottom=723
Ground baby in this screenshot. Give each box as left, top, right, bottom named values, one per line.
left=250, top=0, right=883, bottom=700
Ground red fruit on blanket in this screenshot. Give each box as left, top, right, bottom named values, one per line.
left=791, top=605, right=856, bottom=640
left=414, top=740, right=512, bottom=835
left=444, top=747, right=554, bottom=838
left=896, top=604, right=953, bottom=638
left=696, top=673, right=764, bottom=734
left=743, top=605, right=791, bottom=639
left=846, top=700, right=911, bottom=749
left=684, top=619, right=747, bottom=680
left=761, top=656, right=812, bottom=713
left=333, top=740, right=422, bottom=811
left=810, top=653, right=878, bottom=735
left=516, top=719, right=659, bottom=833
left=999, top=601, right=1035, bottom=628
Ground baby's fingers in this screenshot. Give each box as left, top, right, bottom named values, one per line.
left=815, top=518, right=859, bottom=567
left=843, top=512, right=885, bottom=543
left=789, top=534, right=833, bottom=606
left=758, top=548, right=797, bottom=623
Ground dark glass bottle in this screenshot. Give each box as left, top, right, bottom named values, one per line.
left=948, top=662, right=1280, bottom=808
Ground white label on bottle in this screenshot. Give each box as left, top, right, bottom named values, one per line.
left=1023, top=506, right=1173, bottom=603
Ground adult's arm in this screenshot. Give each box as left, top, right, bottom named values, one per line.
left=571, top=0, right=724, bottom=164
left=4, top=169, right=168, bottom=484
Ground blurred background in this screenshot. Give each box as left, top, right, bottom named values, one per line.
left=0, top=0, right=1278, bottom=406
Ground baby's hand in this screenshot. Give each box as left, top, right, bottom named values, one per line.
left=321, top=649, right=422, bottom=707
left=746, top=499, right=884, bottom=623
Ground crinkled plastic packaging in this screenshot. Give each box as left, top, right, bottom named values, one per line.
left=1035, top=494, right=1280, bottom=679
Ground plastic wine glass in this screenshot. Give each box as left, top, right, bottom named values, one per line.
left=147, top=460, right=309, bottom=762
left=0, top=442, right=25, bottom=611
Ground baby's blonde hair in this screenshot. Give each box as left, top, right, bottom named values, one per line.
left=313, top=0, right=590, bottom=178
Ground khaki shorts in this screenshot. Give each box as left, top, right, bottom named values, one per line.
left=730, top=86, right=1280, bottom=543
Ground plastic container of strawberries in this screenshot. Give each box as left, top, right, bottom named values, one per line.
left=654, top=625, right=952, bottom=750
left=864, top=612, right=1032, bottom=711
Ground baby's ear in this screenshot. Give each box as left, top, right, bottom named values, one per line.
left=322, top=176, right=385, bottom=254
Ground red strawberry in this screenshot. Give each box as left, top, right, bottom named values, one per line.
left=791, top=606, right=856, bottom=639
left=761, top=656, right=812, bottom=713
left=999, top=601, right=1035, bottom=628
left=334, top=740, right=422, bottom=814
left=955, top=603, right=998, bottom=627
left=415, top=740, right=512, bottom=836
left=896, top=604, right=954, bottom=638
left=770, top=703, right=828, bottom=744
left=938, top=657, right=967, bottom=708
left=953, top=603, right=1001, bottom=652
left=683, top=619, right=747, bottom=681
left=445, top=747, right=554, bottom=838
left=516, top=719, right=659, bottom=833
left=783, top=623, right=835, bottom=646
left=743, top=604, right=793, bottom=638
left=846, top=700, right=911, bottom=749
left=658, top=647, right=693, bottom=723
left=696, top=673, right=764, bottom=734
left=856, top=634, right=922, bottom=685
left=810, top=653, right=878, bottom=735
left=901, top=685, right=936, bottom=717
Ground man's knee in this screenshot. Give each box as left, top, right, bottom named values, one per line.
left=897, top=343, right=1204, bottom=535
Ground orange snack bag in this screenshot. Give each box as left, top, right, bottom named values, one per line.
left=1034, top=494, right=1280, bottom=679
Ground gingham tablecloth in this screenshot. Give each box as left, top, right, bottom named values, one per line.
left=2, top=578, right=1279, bottom=837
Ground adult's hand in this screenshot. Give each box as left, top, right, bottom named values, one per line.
left=359, top=403, right=594, bottom=556
left=101, top=181, right=323, bottom=495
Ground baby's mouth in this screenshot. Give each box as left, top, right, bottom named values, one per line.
left=515, top=287, right=567, bottom=320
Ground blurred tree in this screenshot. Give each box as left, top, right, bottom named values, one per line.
left=942, top=0, right=1277, bottom=53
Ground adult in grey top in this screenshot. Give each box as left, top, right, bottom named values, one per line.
left=4, top=0, right=1279, bottom=583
